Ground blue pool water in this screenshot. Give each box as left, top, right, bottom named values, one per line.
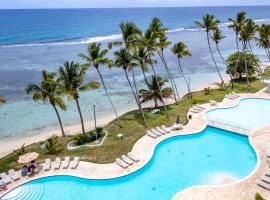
left=1, top=126, right=257, bottom=200
left=206, top=98, right=270, bottom=131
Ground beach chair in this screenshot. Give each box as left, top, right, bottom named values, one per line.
left=43, top=159, right=51, bottom=171
left=8, top=169, right=20, bottom=181
left=0, top=173, right=12, bottom=184
left=155, top=127, right=166, bottom=134
left=257, top=180, right=270, bottom=191
left=196, top=104, right=206, bottom=110
left=231, top=92, right=239, bottom=97
left=61, top=157, right=70, bottom=169
left=262, top=175, right=270, bottom=184
left=70, top=157, right=80, bottom=169
left=161, top=125, right=170, bottom=133
left=127, top=153, right=140, bottom=162
left=121, top=155, right=134, bottom=165
left=192, top=106, right=202, bottom=111
left=209, top=100, right=217, bottom=106
left=53, top=157, right=61, bottom=170
left=146, top=130, right=157, bottom=138
left=188, top=109, right=200, bottom=114
left=115, top=158, right=128, bottom=169
left=151, top=129, right=162, bottom=136
left=171, top=123, right=183, bottom=131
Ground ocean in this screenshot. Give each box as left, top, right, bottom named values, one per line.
left=0, top=6, right=270, bottom=144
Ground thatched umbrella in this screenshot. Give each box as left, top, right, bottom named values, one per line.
left=18, top=152, right=39, bottom=164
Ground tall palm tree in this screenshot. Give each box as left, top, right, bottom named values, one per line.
left=79, top=43, right=121, bottom=126
left=228, top=11, right=247, bottom=51
left=58, top=61, right=99, bottom=135
left=195, top=14, right=225, bottom=84
left=257, top=24, right=270, bottom=61
left=26, top=70, right=67, bottom=137
left=114, top=48, right=147, bottom=127
left=0, top=96, right=6, bottom=104
left=171, top=42, right=192, bottom=99
left=240, top=19, right=257, bottom=90
left=139, top=75, right=172, bottom=109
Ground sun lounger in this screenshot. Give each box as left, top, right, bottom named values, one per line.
left=171, top=123, right=183, bottom=130
left=53, top=157, right=61, bottom=170
left=192, top=106, right=203, bottom=111
left=61, top=157, right=70, bottom=169
left=225, top=94, right=236, bottom=100
left=8, top=169, right=20, bottom=181
left=127, top=153, right=140, bottom=162
left=196, top=104, right=206, bottom=110
left=262, top=175, right=270, bottom=184
left=209, top=100, right=217, bottom=106
left=115, top=158, right=128, bottom=169
left=43, top=159, right=51, bottom=171
left=151, top=129, right=162, bottom=136
left=155, top=127, right=166, bottom=134
left=189, top=109, right=200, bottom=114
left=231, top=92, right=239, bottom=97
left=257, top=180, right=270, bottom=191
left=0, top=173, right=12, bottom=184
left=121, top=155, right=134, bottom=165
left=146, top=130, right=157, bottom=138
left=70, top=157, right=80, bottom=169
left=161, top=125, right=170, bottom=133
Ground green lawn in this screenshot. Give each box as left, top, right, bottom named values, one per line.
left=0, top=68, right=270, bottom=173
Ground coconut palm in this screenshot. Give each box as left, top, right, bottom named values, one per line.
left=171, top=42, right=192, bottom=99
left=58, top=61, right=99, bottom=135
left=195, top=14, right=225, bottom=84
left=79, top=43, right=121, bottom=126
left=0, top=96, right=6, bottom=104
left=256, top=24, right=270, bottom=61
left=26, top=70, right=67, bottom=137
left=228, top=11, right=247, bottom=51
left=139, top=75, right=172, bottom=108
left=114, top=48, right=147, bottom=127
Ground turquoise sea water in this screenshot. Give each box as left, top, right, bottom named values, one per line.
left=0, top=7, right=270, bottom=143
left=1, top=126, right=257, bottom=200
left=206, top=98, right=270, bottom=131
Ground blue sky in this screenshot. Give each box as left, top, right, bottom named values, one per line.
left=1, top=0, right=270, bottom=9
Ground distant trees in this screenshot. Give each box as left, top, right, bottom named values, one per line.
left=0, top=96, right=6, bottom=104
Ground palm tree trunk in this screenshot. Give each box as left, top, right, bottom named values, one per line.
left=75, top=98, right=86, bottom=135
left=177, top=58, right=192, bottom=99
left=96, top=69, right=121, bottom=127
left=148, top=53, right=168, bottom=118
left=243, top=42, right=250, bottom=91
left=52, top=104, right=65, bottom=137
left=265, top=48, right=270, bottom=62
left=248, top=41, right=254, bottom=55
left=235, top=33, right=240, bottom=52
left=124, top=69, right=147, bottom=127
left=141, top=68, right=150, bottom=87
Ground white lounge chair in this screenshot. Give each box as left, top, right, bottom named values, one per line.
left=192, top=106, right=203, bottom=111
left=61, top=157, right=70, bottom=169
left=231, top=92, right=239, bottom=97
left=127, top=153, right=140, bottom=162
left=262, top=175, right=270, bottom=184
left=189, top=109, right=200, bottom=114
left=53, top=157, right=61, bottom=170
left=0, top=172, right=12, bottom=184
left=146, top=130, right=157, bottom=138
left=155, top=127, right=166, bottom=134
left=161, top=125, right=170, bottom=133
left=8, top=169, right=20, bottom=181
left=257, top=180, right=270, bottom=191
left=151, top=129, right=162, bottom=136
left=115, top=158, right=128, bottom=169
left=196, top=104, right=206, bottom=110
left=209, top=100, right=217, bottom=106
left=121, top=155, right=134, bottom=165
left=43, top=159, right=51, bottom=171
left=171, top=123, right=183, bottom=130
left=70, top=157, right=80, bottom=169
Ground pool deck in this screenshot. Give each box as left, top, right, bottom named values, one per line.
left=1, top=88, right=270, bottom=200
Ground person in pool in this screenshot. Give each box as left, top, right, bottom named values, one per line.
left=0, top=177, right=7, bottom=190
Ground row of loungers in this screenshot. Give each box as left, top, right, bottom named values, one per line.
left=188, top=105, right=206, bottom=114
left=115, top=153, right=140, bottom=169
left=0, top=157, right=80, bottom=185
left=146, top=125, right=170, bottom=138
left=257, top=156, right=270, bottom=191
left=225, top=92, right=240, bottom=100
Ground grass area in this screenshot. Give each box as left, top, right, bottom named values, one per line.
left=1, top=68, right=270, bottom=173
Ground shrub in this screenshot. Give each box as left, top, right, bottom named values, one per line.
left=192, top=98, right=199, bottom=105
left=255, top=193, right=265, bottom=200
left=73, top=134, right=89, bottom=145
left=204, top=87, right=210, bottom=95
left=13, top=144, right=27, bottom=157
left=40, top=135, right=59, bottom=154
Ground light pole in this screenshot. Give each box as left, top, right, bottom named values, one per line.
left=93, top=103, right=97, bottom=141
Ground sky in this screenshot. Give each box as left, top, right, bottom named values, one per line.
left=0, top=0, right=270, bottom=9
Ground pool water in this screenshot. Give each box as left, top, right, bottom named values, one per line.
left=1, top=127, right=257, bottom=200
left=206, top=98, right=270, bottom=131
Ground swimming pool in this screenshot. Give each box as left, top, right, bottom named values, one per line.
left=1, top=126, right=257, bottom=200
left=206, top=98, right=270, bottom=131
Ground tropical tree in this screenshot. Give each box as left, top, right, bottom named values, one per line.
left=79, top=43, right=121, bottom=126
left=195, top=14, right=225, bottom=84
left=40, top=135, right=59, bottom=154
left=26, top=70, right=67, bottom=137
left=114, top=48, right=147, bottom=127
left=0, top=96, right=6, bottom=104
left=171, top=42, right=192, bottom=99
left=256, top=24, right=270, bottom=61
left=58, top=61, right=99, bottom=135
left=139, top=75, right=172, bottom=108
left=228, top=11, right=247, bottom=51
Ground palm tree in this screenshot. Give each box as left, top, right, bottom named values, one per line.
left=120, top=21, right=142, bottom=49
left=26, top=70, right=67, bottom=137
left=195, top=14, right=225, bottom=84
left=171, top=42, right=192, bottom=99
left=228, top=11, right=247, bottom=51
left=139, top=75, right=172, bottom=109
left=114, top=48, right=147, bottom=127
left=79, top=43, right=121, bottom=126
left=257, top=24, right=270, bottom=61
left=58, top=61, right=99, bottom=135
left=0, top=96, right=6, bottom=104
